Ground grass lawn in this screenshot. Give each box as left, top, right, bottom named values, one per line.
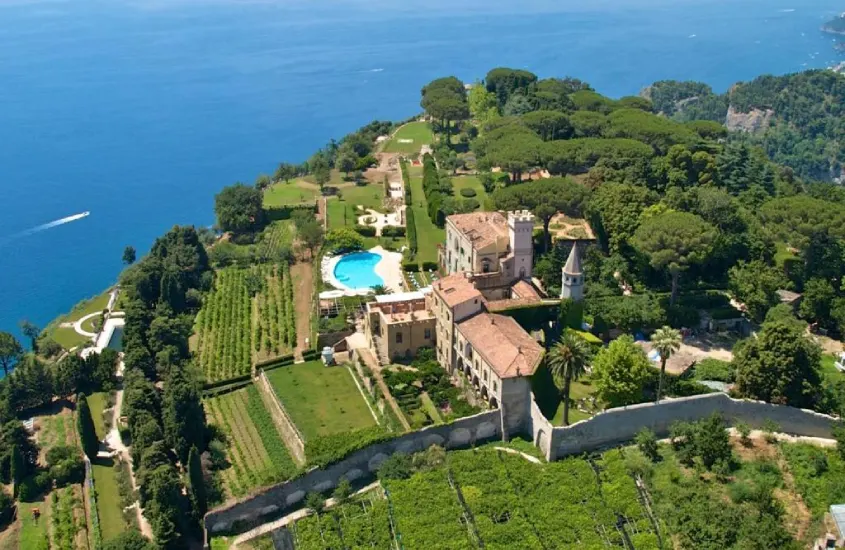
left=383, top=122, right=433, bottom=154
left=91, top=457, right=125, bottom=542
left=18, top=501, right=49, bottom=550
left=87, top=392, right=108, bottom=440
left=337, top=183, right=385, bottom=211
left=451, top=175, right=489, bottom=208
left=821, top=354, right=843, bottom=384
left=265, top=361, right=377, bottom=440
left=774, top=241, right=798, bottom=268
left=550, top=379, right=600, bottom=425
left=263, top=181, right=320, bottom=208
left=47, top=290, right=111, bottom=350
left=408, top=168, right=445, bottom=264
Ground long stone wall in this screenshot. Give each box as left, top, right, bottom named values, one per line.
left=204, top=409, right=503, bottom=538
left=544, top=393, right=838, bottom=461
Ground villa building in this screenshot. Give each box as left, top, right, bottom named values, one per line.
left=363, top=209, right=591, bottom=429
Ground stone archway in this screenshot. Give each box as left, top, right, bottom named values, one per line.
left=481, top=386, right=489, bottom=401
left=490, top=396, right=499, bottom=408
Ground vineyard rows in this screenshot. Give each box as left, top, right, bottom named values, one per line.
left=195, top=268, right=253, bottom=383
left=51, top=486, right=86, bottom=550
left=383, top=448, right=662, bottom=549
left=253, top=263, right=296, bottom=361
left=291, top=494, right=395, bottom=549
left=204, top=385, right=297, bottom=498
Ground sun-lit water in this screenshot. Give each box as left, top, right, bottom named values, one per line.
left=0, top=0, right=842, bottom=340
left=333, top=252, right=384, bottom=290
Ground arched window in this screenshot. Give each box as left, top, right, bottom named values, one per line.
left=519, top=267, right=526, bottom=278
left=482, top=259, right=491, bottom=273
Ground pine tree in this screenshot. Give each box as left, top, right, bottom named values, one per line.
left=76, top=393, right=100, bottom=459
left=186, top=446, right=207, bottom=516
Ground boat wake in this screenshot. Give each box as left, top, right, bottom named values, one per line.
left=0, top=211, right=90, bottom=247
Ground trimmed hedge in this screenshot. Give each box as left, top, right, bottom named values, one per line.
left=406, top=207, right=418, bottom=254
left=255, top=353, right=296, bottom=369
left=420, top=261, right=439, bottom=271
left=203, top=373, right=252, bottom=391
left=382, top=226, right=406, bottom=238
left=203, top=379, right=253, bottom=398
left=403, top=262, right=419, bottom=272
left=305, top=426, right=391, bottom=468
left=459, top=187, right=477, bottom=198
left=354, top=225, right=377, bottom=237
left=264, top=204, right=317, bottom=222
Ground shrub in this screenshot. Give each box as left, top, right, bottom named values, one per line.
left=635, top=428, right=660, bottom=462
left=406, top=207, right=418, bottom=253
left=735, top=421, right=752, bottom=447
left=18, top=471, right=51, bottom=502
left=403, top=262, right=419, bottom=272
left=459, top=187, right=477, bottom=198
left=0, top=488, right=13, bottom=526
left=353, top=225, right=377, bottom=237
left=305, top=492, right=324, bottom=513
left=461, top=198, right=480, bottom=211
left=377, top=453, right=413, bottom=480
left=421, top=261, right=439, bottom=271
left=332, top=477, right=352, bottom=504
left=693, top=358, right=735, bottom=382
left=325, top=228, right=364, bottom=252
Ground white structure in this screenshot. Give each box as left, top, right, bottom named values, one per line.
left=508, top=210, right=535, bottom=280
left=560, top=243, right=584, bottom=302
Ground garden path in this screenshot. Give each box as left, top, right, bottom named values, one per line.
left=290, top=263, right=313, bottom=361
left=357, top=348, right=410, bottom=431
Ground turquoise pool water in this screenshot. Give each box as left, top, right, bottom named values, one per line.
left=333, top=252, right=384, bottom=290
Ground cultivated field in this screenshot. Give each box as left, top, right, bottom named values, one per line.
left=253, top=263, right=296, bottom=362
left=290, top=491, right=394, bottom=549
left=195, top=268, right=253, bottom=383
left=204, top=385, right=297, bottom=498
left=265, top=362, right=377, bottom=440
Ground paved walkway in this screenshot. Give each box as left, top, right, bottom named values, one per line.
left=357, top=348, right=411, bottom=431
left=103, top=358, right=154, bottom=539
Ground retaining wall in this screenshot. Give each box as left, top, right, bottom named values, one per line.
left=204, top=409, right=503, bottom=537
left=544, top=392, right=838, bottom=461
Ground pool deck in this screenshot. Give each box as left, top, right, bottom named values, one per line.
left=323, top=246, right=404, bottom=294
left=80, top=315, right=125, bottom=358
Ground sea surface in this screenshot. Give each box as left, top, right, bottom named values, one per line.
left=0, top=0, right=842, bottom=344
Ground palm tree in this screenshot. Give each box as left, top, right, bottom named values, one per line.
left=547, top=330, right=592, bottom=426
left=651, top=325, right=682, bottom=403
left=371, top=285, right=392, bottom=296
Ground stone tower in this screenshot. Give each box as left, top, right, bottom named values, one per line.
left=508, top=210, right=535, bottom=279
left=560, top=243, right=584, bottom=302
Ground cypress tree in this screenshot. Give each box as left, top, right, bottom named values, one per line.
left=186, top=446, right=207, bottom=516
left=76, top=393, right=100, bottom=459
left=10, top=445, right=23, bottom=496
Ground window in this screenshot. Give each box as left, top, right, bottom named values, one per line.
left=424, top=328, right=431, bottom=339
left=396, top=332, right=403, bottom=344
left=493, top=381, right=498, bottom=392
left=482, top=259, right=491, bottom=273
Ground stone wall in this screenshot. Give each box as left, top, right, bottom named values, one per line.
left=548, top=393, right=838, bottom=461
left=204, top=409, right=502, bottom=538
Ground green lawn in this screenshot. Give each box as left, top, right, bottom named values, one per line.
left=774, top=241, right=798, bottom=268
left=265, top=361, right=377, bottom=440
left=263, top=181, right=320, bottom=208
left=821, top=354, right=843, bottom=384
left=408, top=167, right=445, bottom=263
left=47, top=290, right=112, bottom=350
left=91, top=457, right=126, bottom=542
left=336, top=183, right=385, bottom=211
left=383, top=122, right=434, bottom=154
left=550, top=379, right=600, bottom=425
left=18, top=501, right=49, bottom=550
left=87, top=392, right=109, bottom=440
left=451, top=175, right=489, bottom=208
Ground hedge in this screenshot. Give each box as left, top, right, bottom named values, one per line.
left=406, top=207, right=418, bottom=254
left=203, top=373, right=252, bottom=391
left=202, top=379, right=253, bottom=398
left=354, top=225, right=377, bottom=237
left=305, top=426, right=392, bottom=469
left=382, top=226, right=406, bottom=238
left=255, top=353, right=296, bottom=369
left=264, top=204, right=317, bottom=222
left=403, top=262, right=420, bottom=272
left=459, top=188, right=477, bottom=198
left=420, top=261, right=439, bottom=271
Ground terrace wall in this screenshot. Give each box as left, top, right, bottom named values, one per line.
left=544, top=392, right=838, bottom=461
left=204, top=409, right=503, bottom=539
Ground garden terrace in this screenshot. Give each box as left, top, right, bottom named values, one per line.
left=253, top=263, right=296, bottom=363
left=265, top=361, right=378, bottom=441
left=382, top=121, right=434, bottom=154
left=204, top=384, right=298, bottom=499
left=288, top=490, right=394, bottom=549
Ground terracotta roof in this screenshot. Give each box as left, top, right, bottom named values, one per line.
left=448, top=212, right=508, bottom=251
left=457, top=313, right=543, bottom=378
left=511, top=279, right=542, bottom=301
left=433, top=273, right=483, bottom=307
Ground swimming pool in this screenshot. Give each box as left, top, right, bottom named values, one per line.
left=333, top=252, right=384, bottom=290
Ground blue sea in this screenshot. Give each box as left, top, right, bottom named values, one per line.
left=0, top=0, right=842, bottom=343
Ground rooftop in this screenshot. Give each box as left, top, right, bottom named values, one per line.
left=563, top=242, right=583, bottom=275
left=367, top=297, right=434, bottom=324
left=432, top=273, right=483, bottom=308
left=457, top=313, right=543, bottom=378
left=448, top=211, right=509, bottom=251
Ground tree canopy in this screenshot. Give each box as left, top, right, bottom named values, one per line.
left=592, top=335, right=651, bottom=407
left=214, top=183, right=265, bottom=234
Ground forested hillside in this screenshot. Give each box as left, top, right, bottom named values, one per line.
left=645, top=70, right=845, bottom=181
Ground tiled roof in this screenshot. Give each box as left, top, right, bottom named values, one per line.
left=563, top=242, right=582, bottom=275
left=457, top=313, right=543, bottom=378
left=448, top=212, right=508, bottom=251
left=433, top=273, right=483, bottom=307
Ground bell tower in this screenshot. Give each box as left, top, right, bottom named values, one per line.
left=560, top=243, right=584, bottom=302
